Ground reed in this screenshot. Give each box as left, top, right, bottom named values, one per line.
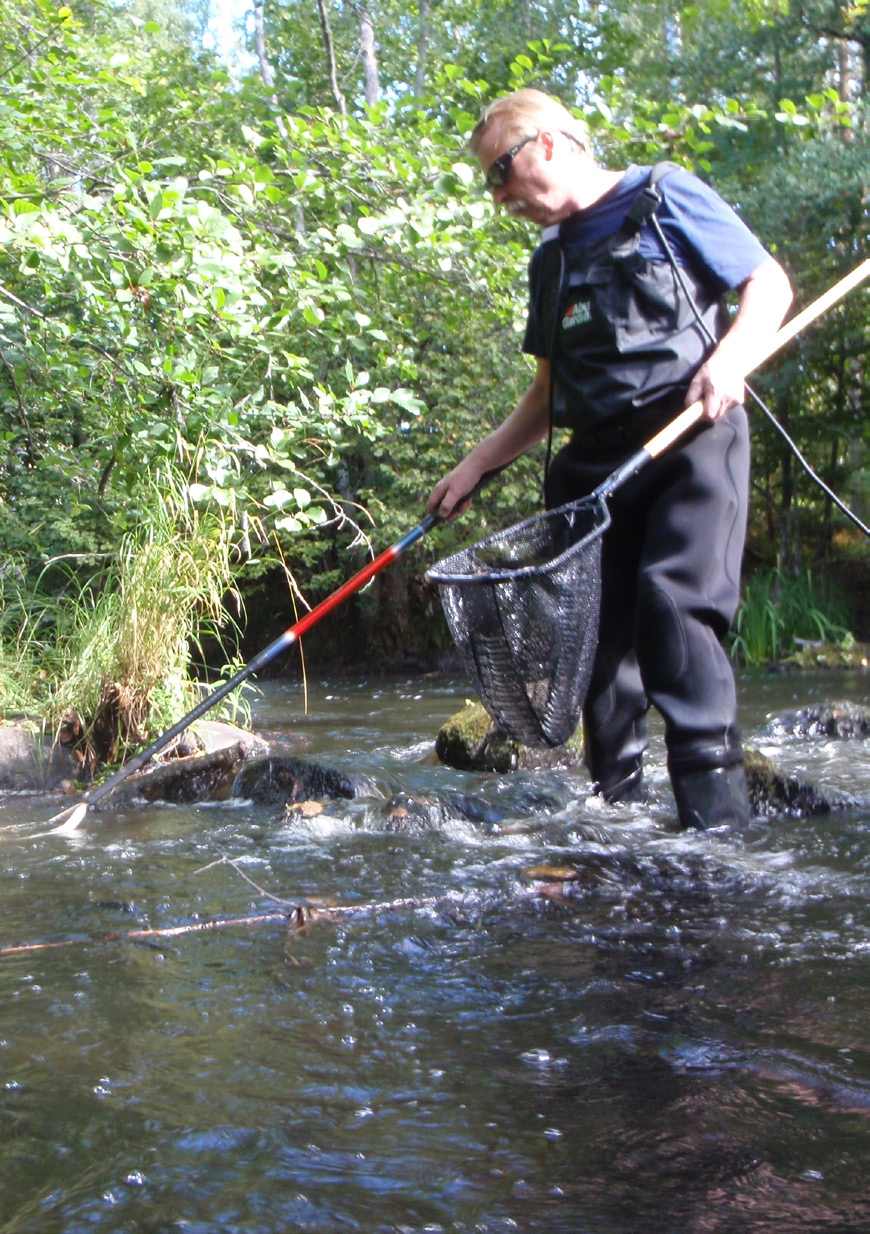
left=730, top=566, right=852, bottom=666
left=0, top=472, right=248, bottom=773
left=0, top=568, right=53, bottom=717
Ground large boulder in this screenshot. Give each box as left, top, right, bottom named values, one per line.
left=95, top=724, right=269, bottom=808
left=107, top=747, right=253, bottom=808
left=0, top=717, right=270, bottom=802
left=435, top=701, right=583, bottom=773
left=0, top=722, right=80, bottom=790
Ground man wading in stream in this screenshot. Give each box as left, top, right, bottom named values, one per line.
left=428, top=88, right=793, bottom=832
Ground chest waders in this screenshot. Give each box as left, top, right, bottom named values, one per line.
left=542, top=166, right=751, bottom=830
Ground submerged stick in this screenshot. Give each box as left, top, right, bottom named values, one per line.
left=0, top=893, right=447, bottom=957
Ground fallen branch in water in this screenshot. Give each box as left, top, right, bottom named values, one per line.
left=0, top=893, right=448, bottom=957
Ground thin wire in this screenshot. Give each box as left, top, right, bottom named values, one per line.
left=745, top=382, right=870, bottom=537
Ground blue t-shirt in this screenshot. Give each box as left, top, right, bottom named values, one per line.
left=523, top=164, right=770, bottom=359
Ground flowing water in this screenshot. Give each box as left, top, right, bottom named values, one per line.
left=1, top=670, right=869, bottom=1234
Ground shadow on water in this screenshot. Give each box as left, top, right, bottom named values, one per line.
left=0, top=670, right=869, bottom=1232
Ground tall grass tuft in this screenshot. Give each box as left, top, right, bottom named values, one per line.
left=0, top=472, right=248, bottom=774
left=50, top=474, right=246, bottom=770
left=730, top=566, right=852, bottom=666
left=0, top=560, right=55, bottom=720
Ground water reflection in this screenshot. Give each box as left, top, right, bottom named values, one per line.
left=0, top=671, right=868, bottom=1231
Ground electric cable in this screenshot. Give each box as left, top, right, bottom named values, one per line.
left=744, top=381, right=870, bottom=537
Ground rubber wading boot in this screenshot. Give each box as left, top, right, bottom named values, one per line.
left=597, top=765, right=646, bottom=805
left=671, top=764, right=751, bottom=832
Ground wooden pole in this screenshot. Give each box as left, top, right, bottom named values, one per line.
left=646, top=259, right=870, bottom=460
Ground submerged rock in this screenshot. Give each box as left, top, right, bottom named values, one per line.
left=744, top=746, right=858, bottom=817
left=230, top=755, right=375, bottom=806
left=768, top=701, right=870, bottom=740
left=102, top=725, right=268, bottom=808
left=0, top=717, right=269, bottom=799
left=108, top=745, right=254, bottom=808
left=380, top=793, right=461, bottom=833
left=435, top=701, right=583, bottom=773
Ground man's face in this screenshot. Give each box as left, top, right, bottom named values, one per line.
left=476, top=123, right=578, bottom=226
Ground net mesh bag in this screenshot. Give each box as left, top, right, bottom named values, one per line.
left=427, top=496, right=609, bottom=748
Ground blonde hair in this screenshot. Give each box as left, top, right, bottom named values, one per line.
left=469, top=89, right=589, bottom=155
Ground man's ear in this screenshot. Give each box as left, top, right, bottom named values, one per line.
left=539, top=129, right=556, bottom=160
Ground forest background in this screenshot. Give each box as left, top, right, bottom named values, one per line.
left=0, top=0, right=868, bottom=758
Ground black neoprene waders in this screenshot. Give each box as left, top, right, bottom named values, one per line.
left=546, top=406, right=751, bottom=831
left=530, top=165, right=766, bottom=830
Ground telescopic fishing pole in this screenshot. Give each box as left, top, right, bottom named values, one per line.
left=44, top=462, right=512, bottom=833
left=45, top=259, right=870, bottom=832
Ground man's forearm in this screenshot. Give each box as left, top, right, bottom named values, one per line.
left=467, top=369, right=551, bottom=473
left=687, top=257, right=793, bottom=420
left=716, top=257, right=794, bottom=375
left=427, top=360, right=551, bottom=517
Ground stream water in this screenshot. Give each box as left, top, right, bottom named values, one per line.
left=1, top=670, right=869, bottom=1234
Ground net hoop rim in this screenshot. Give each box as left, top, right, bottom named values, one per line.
left=427, top=494, right=610, bottom=585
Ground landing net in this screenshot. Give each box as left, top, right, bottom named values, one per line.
left=428, top=497, right=608, bottom=748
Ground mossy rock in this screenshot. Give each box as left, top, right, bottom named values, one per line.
left=435, top=701, right=584, bottom=773
left=744, top=746, right=857, bottom=817
left=786, top=641, right=870, bottom=671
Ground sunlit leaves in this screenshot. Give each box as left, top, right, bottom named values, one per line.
left=0, top=0, right=865, bottom=630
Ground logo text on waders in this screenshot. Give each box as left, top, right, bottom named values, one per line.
left=562, top=300, right=592, bottom=330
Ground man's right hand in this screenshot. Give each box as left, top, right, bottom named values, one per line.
left=427, top=458, right=485, bottom=521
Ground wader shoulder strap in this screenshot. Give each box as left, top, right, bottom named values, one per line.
left=538, top=160, right=686, bottom=499
left=540, top=161, right=683, bottom=346
left=615, top=160, right=682, bottom=243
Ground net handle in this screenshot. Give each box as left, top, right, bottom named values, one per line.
left=598, top=259, right=870, bottom=499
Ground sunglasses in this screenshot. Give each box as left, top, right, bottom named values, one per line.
left=484, top=133, right=538, bottom=190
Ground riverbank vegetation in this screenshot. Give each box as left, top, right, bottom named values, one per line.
left=0, top=0, right=867, bottom=758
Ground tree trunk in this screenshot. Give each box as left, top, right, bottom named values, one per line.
left=356, top=4, right=380, bottom=107
left=415, top=0, right=429, bottom=96
left=253, top=0, right=288, bottom=139
left=314, top=0, right=347, bottom=116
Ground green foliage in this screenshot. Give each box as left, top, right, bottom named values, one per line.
left=0, top=0, right=867, bottom=722
left=49, top=473, right=239, bottom=711
left=0, top=559, right=52, bottom=716
left=0, top=469, right=247, bottom=765
left=729, top=567, right=853, bottom=664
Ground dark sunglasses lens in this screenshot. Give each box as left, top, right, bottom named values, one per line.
left=485, top=155, right=509, bottom=189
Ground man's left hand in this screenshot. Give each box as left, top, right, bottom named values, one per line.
left=685, top=350, right=745, bottom=422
